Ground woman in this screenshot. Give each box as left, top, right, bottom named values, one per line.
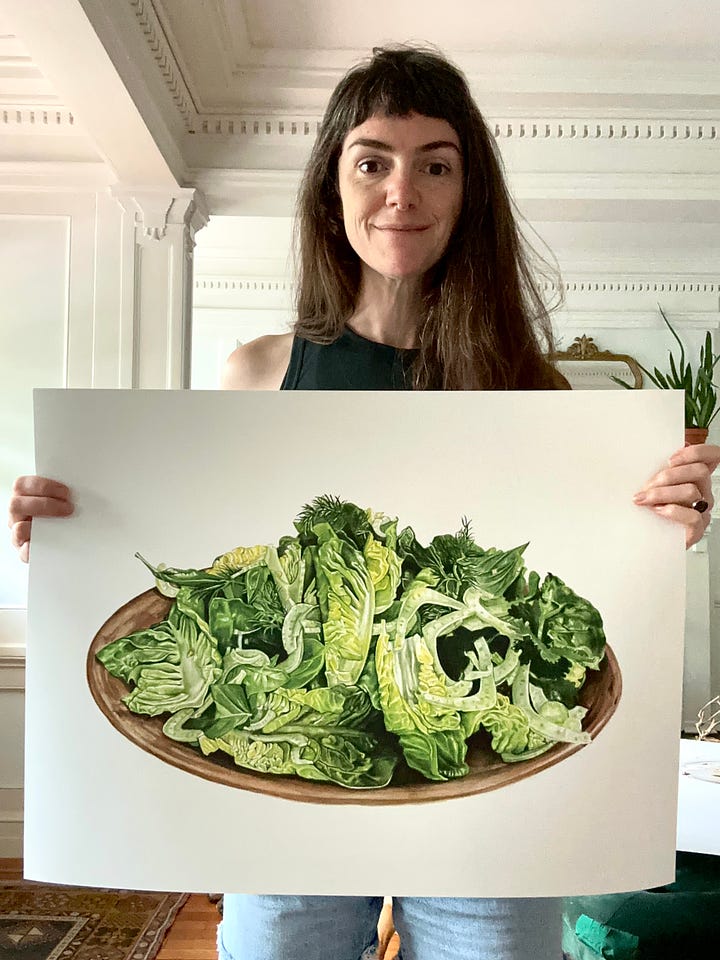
left=9, top=45, right=719, bottom=960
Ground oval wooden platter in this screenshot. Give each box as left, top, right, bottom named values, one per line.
left=87, top=588, right=622, bottom=805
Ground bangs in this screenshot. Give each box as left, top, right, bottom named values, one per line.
left=348, top=72, right=459, bottom=129
left=327, top=47, right=474, bottom=146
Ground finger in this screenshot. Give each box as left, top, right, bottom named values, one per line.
left=669, top=444, right=720, bottom=472
left=651, top=503, right=711, bottom=548
left=18, top=541, right=29, bottom=564
left=12, top=476, right=71, bottom=500
left=8, top=494, right=74, bottom=525
left=9, top=519, right=31, bottom=550
left=634, top=483, right=707, bottom=509
left=641, top=462, right=711, bottom=491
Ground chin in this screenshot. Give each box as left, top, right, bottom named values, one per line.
left=370, top=258, right=436, bottom=281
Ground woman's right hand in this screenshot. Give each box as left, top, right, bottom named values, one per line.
left=8, top=476, right=73, bottom=563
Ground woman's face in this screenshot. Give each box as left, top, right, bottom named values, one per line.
left=337, top=111, right=464, bottom=282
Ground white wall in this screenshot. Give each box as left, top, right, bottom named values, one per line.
left=192, top=216, right=295, bottom=388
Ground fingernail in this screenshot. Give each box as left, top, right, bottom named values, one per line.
left=633, top=492, right=647, bottom=503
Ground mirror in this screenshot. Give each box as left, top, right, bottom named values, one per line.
left=553, top=336, right=644, bottom=390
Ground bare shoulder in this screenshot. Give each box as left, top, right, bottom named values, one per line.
left=221, top=332, right=294, bottom=390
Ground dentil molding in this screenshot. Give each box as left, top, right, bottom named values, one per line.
left=544, top=279, right=720, bottom=296
left=196, top=274, right=720, bottom=302
left=127, top=0, right=195, bottom=128
left=192, top=115, right=719, bottom=143
left=1, top=105, right=76, bottom=131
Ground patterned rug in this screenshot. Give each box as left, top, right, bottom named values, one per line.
left=0, top=881, right=188, bottom=960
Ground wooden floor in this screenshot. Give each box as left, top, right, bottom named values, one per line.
left=157, top=894, right=219, bottom=960
left=0, top=860, right=399, bottom=960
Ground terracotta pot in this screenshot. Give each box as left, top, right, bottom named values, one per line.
left=685, top=427, right=709, bottom=445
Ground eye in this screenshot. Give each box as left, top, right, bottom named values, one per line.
left=357, top=158, right=385, bottom=174
left=426, top=161, right=451, bottom=176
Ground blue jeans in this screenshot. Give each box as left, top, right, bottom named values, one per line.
left=217, top=895, right=562, bottom=960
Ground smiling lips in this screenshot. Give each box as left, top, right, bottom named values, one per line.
left=373, top=224, right=431, bottom=232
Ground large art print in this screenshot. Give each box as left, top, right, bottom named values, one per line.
left=25, top=389, right=685, bottom=896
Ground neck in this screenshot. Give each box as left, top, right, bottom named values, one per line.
left=348, top=269, right=423, bottom=349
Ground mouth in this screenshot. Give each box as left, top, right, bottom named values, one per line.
left=373, top=225, right=431, bottom=233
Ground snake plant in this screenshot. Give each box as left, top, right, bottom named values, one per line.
left=612, top=306, right=720, bottom=428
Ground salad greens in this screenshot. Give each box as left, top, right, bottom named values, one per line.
left=96, top=495, right=608, bottom=789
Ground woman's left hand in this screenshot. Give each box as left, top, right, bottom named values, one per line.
left=634, top=443, right=720, bottom=548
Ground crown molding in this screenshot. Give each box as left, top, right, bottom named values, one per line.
left=126, top=0, right=195, bottom=127
left=225, top=50, right=720, bottom=97
left=189, top=113, right=719, bottom=143
left=122, top=1, right=720, bottom=121
left=1, top=103, right=76, bottom=132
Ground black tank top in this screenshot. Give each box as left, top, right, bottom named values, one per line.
left=280, top=327, right=416, bottom=390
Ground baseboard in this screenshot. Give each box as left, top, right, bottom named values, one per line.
left=0, top=787, right=23, bottom=859
left=0, top=821, right=23, bottom=859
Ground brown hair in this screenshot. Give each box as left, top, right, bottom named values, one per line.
left=294, top=45, right=562, bottom=390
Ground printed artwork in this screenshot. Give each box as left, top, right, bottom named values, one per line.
left=88, top=496, right=619, bottom=803
left=26, top=389, right=685, bottom=897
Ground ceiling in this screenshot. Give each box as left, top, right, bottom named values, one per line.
left=147, top=0, right=720, bottom=113
left=1, top=0, right=718, bottom=216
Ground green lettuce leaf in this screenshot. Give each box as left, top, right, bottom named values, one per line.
left=313, top=521, right=375, bottom=686
left=375, top=622, right=468, bottom=780
left=122, top=612, right=222, bottom=717
left=95, top=622, right=179, bottom=684
left=363, top=529, right=402, bottom=616
left=198, top=684, right=397, bottom=788
left=525, top=574, right=606, bottom=670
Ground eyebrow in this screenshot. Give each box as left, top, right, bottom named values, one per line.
left=345, top=137, right=461, bottom=154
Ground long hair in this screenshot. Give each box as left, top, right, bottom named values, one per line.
left=294, top=45, right=562, bottom=390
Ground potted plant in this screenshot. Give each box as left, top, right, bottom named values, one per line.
left=612, top=306, right=720, bottom=444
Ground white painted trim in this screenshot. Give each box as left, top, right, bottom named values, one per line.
left=0, top=786, right=24, bottom=860
left=125, top=0, right=195, bottom=126
left=0, top=162, right=113, bottom=191
left=0, top=823, right=23, bottom=859
left=188, top=113, right=719, bottom=143
left=125, top=2, right=720, bottom=109
left=2, top=0, right=179, bottom=187
left=192, top=271, right=719, bottom=317
left=189, top=168, right=300, bottom=216
left=0, top=610, right=26, bottom=665
left=555, top=312, right=720, bottom=329
left=0, top=104, right=77, bottom=132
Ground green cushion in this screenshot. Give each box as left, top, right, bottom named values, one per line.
left=563, top=853, right=720, bottom=960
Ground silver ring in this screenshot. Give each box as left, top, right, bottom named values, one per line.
left=692, top=499, right=709, bottom=514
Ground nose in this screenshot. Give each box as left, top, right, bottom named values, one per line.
left=385, top=167, right=419, bottom=211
